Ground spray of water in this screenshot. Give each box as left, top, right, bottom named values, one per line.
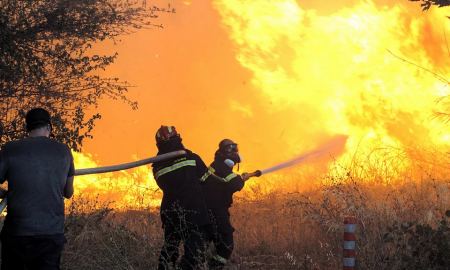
left=260, top=135, right=348, bottom=175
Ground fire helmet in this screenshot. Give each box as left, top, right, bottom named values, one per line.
left=25, top=108, right=51, bottom=132
left=155, top=125, right=180, bottom=144
left=217, top=139, right=241, bottom=163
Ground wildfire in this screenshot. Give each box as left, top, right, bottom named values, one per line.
left=212, top=0, right=449, bottom=167
left=72, top=151, right=162, bottom=209
left=76, top=1, right=449, bottom=206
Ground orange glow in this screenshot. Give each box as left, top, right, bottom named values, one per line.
left=72, top=151, right=161, bottom=209
left=77, top=1, right=449, bottom=205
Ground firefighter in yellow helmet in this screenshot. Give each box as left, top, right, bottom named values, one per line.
left=201, top=139, right=251, bottom=269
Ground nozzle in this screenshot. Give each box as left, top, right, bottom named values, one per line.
left=246, top=170, right=262, bottom=178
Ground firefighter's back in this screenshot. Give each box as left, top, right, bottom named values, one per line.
left=153, top=150, right=210, bottom=227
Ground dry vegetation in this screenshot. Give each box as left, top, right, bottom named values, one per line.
left=1, top=149, right=449, bottom=270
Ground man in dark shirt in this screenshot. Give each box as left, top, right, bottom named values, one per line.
left=201, top=139, right=250, bottom=269
left=152, top=125, right=210, bottom=270
left=0, top=108, right=75, bottom=270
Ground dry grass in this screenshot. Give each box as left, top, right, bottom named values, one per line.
left=1, top=149, right=449, bottom=269
left=58, top=176, right=449, bottom=270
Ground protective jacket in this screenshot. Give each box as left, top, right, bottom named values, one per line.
left=201, top=156, right=245, bottom=268
left=201, top=159, right=244, bottom=210
left=152, top=148, right=210, bottom=227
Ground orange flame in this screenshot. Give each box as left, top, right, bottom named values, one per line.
left=72, top=151, right=161, bottom=209
left=213, top=0, right=449, bottom=152
left=78, top=1, right=449, bottom=205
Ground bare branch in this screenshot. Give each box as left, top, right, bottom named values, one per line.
left=387, top=49, right=450, bottom=85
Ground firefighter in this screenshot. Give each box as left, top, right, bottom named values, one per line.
left=152, top=125, right=210, bottom=270
left=201, top=139, right=250, bottom=269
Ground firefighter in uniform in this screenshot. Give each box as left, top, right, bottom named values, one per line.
left=201, top=139, right=250, bottom=269
left=152, top=126, right=210, bottom=270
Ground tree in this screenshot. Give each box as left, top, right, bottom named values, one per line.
left=0, top=0, right=174, bottom=150
left=410, top=0, right=450, bottom=10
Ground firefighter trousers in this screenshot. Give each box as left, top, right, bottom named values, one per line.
left=208, top=209, right=234, bottom=269
left=158, top=214, right=208, bottom=270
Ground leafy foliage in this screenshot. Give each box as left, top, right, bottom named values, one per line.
left=410, top=0, right=450, bottom=10
left=0, top=0, right=174, bottom=150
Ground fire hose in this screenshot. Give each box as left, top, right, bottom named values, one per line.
left=0, top=150, right=187, bottom=214
left=74, top=150, right=186, bottom=176
left=0, top=135, right=346, bottom=213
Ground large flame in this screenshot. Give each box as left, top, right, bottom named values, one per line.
left=212, top=0, right=449, bottom=152
left=72, top=151, right=161, bottom=209
left=211, top=0, right=450, bottom=184
left=77, top=1, right=449, bottom=205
